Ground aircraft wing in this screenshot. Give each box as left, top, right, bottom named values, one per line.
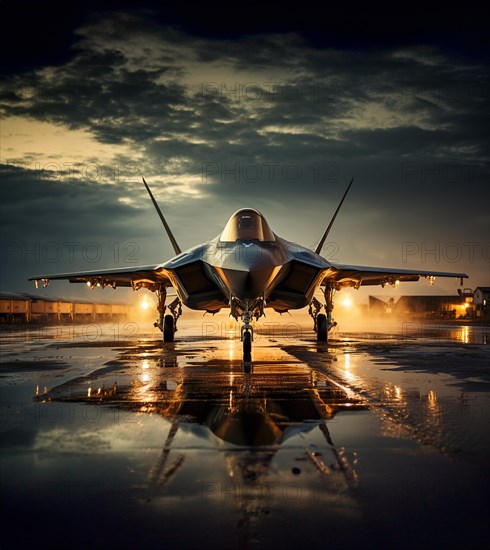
left=320, top=263, right=468, bottom=288
left=28, top=264, right=172, bottom=289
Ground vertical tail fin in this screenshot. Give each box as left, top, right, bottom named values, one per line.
left=315, top=178, right=354, bottom=255
left=142, top=178, right=182, bottom=256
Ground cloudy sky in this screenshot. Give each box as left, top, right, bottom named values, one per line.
left=1, top=3, right=488, bottom=303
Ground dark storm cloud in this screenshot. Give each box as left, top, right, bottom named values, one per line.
left=0, top=164, right=148, bottom=241
left=1, top=55, right=188, bottom=145
left=2, top=18, right=488, bottom=160
left=340, top=127, right=456, bottom=155
left=0, top=163, right=231, bottom=295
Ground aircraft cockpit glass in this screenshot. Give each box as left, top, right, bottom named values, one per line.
left=220, top=209, right=276, bottom=242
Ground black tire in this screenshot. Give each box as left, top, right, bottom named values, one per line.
left=243, top=331, right=252, bottom=361
left=316, top=313, right=327, bottom=342
left=163, top=314, right=175, bottom=342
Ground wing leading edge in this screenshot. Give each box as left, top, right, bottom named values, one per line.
left=28, top=264, right=173, bottom=290
left=320, top=263, right=468, bottom=288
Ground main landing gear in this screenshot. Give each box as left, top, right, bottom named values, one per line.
left=155, top=286, right=182, bottom=342
left=309, top=283, right=337, bottom=344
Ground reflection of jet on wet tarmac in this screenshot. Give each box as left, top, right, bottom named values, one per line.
left=37, top=358, right=366, bottom=490
left=35, top=352, right=368, bottom=541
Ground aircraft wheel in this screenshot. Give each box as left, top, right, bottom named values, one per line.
left=316, top=313, right=327, bottom=342
left=243, top=330, right=252, bottom=362
left=163, top=314, right=175, bottom=342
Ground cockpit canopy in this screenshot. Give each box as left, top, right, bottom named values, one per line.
left=220, top=209, right=276, bottom=242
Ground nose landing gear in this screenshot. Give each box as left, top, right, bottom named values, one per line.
left=241, top=308, right=253, bottom=363
left=242, top=330, right=252, bottom=362
left=231, top=296, right=264, bottom=363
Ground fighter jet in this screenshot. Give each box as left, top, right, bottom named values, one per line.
left=29, top=178, right=468, bottom=360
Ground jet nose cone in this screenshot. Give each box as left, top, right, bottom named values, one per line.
left=219, top=267, right=278, bottom=299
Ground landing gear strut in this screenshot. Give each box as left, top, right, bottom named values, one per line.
left=242, top=330, right=252, bottom=362
left=241, top=306, right=253, bottom=363
left=155, top=286, right=182, bottom=342
left=230, top=296, right=265, bottom=362
left=308, top=283, right=337, bottom=343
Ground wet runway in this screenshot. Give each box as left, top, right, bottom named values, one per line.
left=1, top=320, right=489, bottom=548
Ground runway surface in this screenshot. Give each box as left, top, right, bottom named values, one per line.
left=1, top=319, right=489, bottom=548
